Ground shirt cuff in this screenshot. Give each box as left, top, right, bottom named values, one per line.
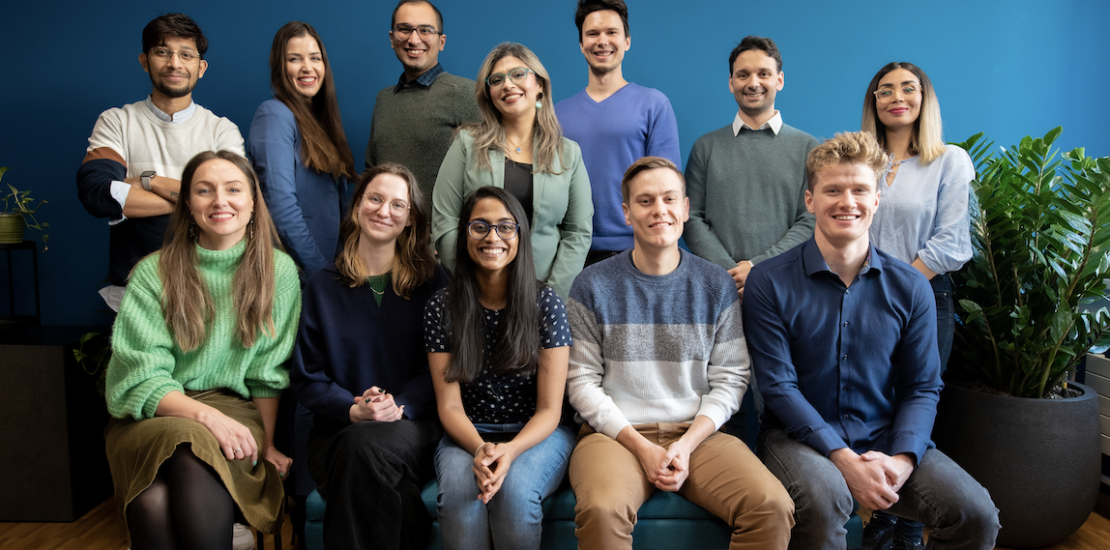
left=109, top=180, right=130, bottom=225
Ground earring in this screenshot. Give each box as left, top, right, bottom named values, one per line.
left=535, top=91, right=543, bottom=110
left=249, top=214, right=255, bottom=240
left=188, top=220, right=197, bottom=241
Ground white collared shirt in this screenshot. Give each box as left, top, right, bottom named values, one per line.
left=732, top=110, right=782, bottom=136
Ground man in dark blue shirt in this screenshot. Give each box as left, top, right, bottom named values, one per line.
left=743, top=132, right=999, bottom=550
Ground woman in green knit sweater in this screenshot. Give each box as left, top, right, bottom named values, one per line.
left=104, top=150, right=301, bottom=549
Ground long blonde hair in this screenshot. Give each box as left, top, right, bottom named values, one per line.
left=465, top=42, right=566, bottom=175
left=155, top=151, right=283, bottom=351
left=861, top=62, right=946, bottom=164
left=335, top=163, right=436, bottom=298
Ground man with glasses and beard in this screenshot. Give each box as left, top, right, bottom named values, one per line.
left=77, top=13, right=244, bottom=313
left=365, top=0, right=480, bottom=201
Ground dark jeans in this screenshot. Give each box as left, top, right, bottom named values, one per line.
left=307, top=417, right=443, bottom=550
left=757, top=428, right=999, bottom=550
left=932, top=273, right=954, bottom=370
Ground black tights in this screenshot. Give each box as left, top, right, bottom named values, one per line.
left=126, top=445, right=236, bottom=550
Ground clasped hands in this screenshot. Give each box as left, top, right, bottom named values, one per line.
left=472, top=441, right=519, bottom=504
left=636, top=439, right=693, bottom=492
left=829, top=448, right=915, bottom=511
left=349, top=386, right=405, bottom=423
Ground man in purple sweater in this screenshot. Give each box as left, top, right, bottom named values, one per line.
left=555, top=0, right=681, bottom=265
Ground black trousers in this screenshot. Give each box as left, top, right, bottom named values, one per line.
left=307, top=417, right=443, bottom=550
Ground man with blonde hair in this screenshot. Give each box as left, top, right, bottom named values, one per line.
left=743, top=132, right=999, bottom=549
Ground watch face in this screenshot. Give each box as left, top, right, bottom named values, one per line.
left=141, top=171, right=156, bottom=178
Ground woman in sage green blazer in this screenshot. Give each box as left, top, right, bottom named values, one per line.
left=432, top=42, right=592, bottom=301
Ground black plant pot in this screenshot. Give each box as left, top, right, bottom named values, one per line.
left=933, top=381, right=1100, bottom=548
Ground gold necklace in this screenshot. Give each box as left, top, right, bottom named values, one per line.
left=505, top=134, right=533, bottom=154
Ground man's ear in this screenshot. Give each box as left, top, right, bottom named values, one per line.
left=622, top=203, right=632, bottom=226
left=139, top=52, right=150, bottom=74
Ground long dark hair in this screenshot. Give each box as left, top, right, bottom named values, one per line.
left=444, top=187, right=539, bottom=383
left=335, top=163, right=435, bottom=297
left=268, top=21, right=355, bottom=179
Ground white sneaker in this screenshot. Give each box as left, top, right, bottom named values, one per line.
left=232, top=522, right=255, bottom=550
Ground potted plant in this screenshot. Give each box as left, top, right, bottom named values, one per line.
left=0, top=167, right=50, bottom=248
left=934, top=127, right=1107, bottom=547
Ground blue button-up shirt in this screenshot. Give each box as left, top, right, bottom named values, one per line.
left=393, top=63, right=445, bottom=93
left=743, top=238, right=942, bottom=464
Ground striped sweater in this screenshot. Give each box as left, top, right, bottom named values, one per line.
left=565, top=250, right=749, bottom=438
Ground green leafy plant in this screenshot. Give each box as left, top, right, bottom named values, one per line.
left=1, top=167, right=50, bottom=247
left=73, top=331, right=111, bottom=397
left=951, top=127, right=1110, bottom=398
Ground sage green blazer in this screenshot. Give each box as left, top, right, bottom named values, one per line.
left=432, top=129, right=593, bottom=301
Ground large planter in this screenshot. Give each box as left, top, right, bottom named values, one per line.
left=933, top=381, right=1100, bottom=548
left=0, top=213, right=25, bottom=244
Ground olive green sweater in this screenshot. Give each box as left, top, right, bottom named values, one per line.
left=105, top=240, right=301, bottom=420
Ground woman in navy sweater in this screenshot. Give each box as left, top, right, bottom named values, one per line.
left=291, top=163, right=447, bottom=550
left=249, top=21, right=356, bottom=281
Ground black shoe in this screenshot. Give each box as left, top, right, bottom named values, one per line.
left=892, top=536, right=925, bottom=550
left=860, top=514, right=898, bottom=550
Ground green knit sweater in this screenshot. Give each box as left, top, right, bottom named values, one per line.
left=364, top=72, right=481, bottom=200
left=105, top=240, right=302, bottom=420
left=684, top=123, right=818, bottom=270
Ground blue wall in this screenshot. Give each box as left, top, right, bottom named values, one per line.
left=1, top=0, right=1108, bottom=326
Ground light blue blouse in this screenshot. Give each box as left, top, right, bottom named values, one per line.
left=869, top=144, right=974, bottom=275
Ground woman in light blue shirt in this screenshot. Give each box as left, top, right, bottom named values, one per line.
left=860, top=61, right=974, bottom=550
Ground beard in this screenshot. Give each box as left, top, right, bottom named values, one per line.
left=151, top=72, right=196, bottom=99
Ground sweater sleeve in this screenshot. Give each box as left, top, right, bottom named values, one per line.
left=249, top=100, right=328, bottom=277
left=683, top=136, right=737, bottom=270
left=242, top=253, right=301, bottom=398
left=77, top=110, right=127, bottom=220
left=104, top=258, right=184, bottom=420
left=289, top=269, right=359, bottom=424
left=431, top=133, right=470, bottom=275
left=216, top=116, right=246, bottom=157
left=543, top=141, right=593, bottom=302
left=697, top=296, right=749, bottom=430
left=645, top=96, right=682, bottom=171
left=565, top=287, right=632, bottom=438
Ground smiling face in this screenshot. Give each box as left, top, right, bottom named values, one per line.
left=806, top=162, right=880, bottom=250
left=187, top=158, right=256, bottom=250
left=623, top=167, right=689, bottom=253
left=466, top=197, right=519, bottom=276
left=284, top=34, right=325, bottom=99
left=579, top=9, right=630, bottom=75
left=390, top=1, right=445, bottom=80
left=728, top=49, right=783, bottom=121
left=874, top=68, right=922, bottom=132
left=488, top=55, right=540, bottom=122
left=140, top=36, right=208, bottom=100
left=357, top=173, right=413, bottom=246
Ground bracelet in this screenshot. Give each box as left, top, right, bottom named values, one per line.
left=474, top=442, right=491, bottom=457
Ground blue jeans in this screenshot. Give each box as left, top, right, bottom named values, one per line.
left=757, top=428, right=999, bottom=550
left=932, top=273, right=954, bottom=370
left=435, top=423, right=576, bottom=550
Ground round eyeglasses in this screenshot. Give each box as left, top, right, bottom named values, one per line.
left=467, top=221, right=520, bottom=240
left=486, top=67, right=534, bottom=89
left=873, top=85, right=919, bottom=103
left=363, top=194, right=410, bottom=216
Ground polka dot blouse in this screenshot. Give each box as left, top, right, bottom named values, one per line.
left=424, top=286, right=572, bottom=424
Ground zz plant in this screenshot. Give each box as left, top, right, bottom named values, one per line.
left=951, top=127, right=1110, bottom=398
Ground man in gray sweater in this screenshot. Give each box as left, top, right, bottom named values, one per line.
left=683, top=36, right=818, bottom=298
left=365, top=0, right=480, bottom=199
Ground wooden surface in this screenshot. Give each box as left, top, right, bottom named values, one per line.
left=1, top=499, right=1107, bottom=550
left=0, top=498, right=294, bottom=550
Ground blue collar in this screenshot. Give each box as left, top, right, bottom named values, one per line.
left=394, top=63, right=445, bottom=93
left=801, top=238, right=882, bottom=280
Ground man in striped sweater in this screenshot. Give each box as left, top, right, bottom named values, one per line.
left=565, top=157, right=794, bottom=550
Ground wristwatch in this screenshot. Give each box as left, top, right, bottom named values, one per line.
left=141, top=170, right=156, bottom=191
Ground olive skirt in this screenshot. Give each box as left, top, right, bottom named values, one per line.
left=104, top=389, right=284, bottom=534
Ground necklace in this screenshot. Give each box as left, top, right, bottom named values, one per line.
left=505, top=134, right=533, bottom=154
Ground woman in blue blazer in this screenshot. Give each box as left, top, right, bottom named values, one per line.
left=249, top=21, right=355, bottom=281
left=432, top=42, right=592, bottom=301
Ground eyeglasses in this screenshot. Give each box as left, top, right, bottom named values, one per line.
left=873, top=85, right=919, bottom=103
left=149, top=46, right=201, bottom=64
left=363, top=194, right=410, bottom=216
left=486, top=67, right=534, bottom=89
left=393, top=24, right=441, bottom=39
left=467, top=221, right=520, bottom=240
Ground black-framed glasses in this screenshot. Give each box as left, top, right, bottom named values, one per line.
left=874, top=85, right=919, bottom=102
left=393, top=24, right=440, bottom=39
left=149, top=46, right=201, bottom=64
left=467, top=221, right=520, bottom=240
left=486, top=67, right=534, bottom=89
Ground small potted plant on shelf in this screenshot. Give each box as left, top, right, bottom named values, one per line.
left=1, top=167, right=50, bottom=249
left=935, top=127, right=1108, bottom=548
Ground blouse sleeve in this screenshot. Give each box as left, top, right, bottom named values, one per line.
left=423, top=288, right=453, bottom=354
left=537, top=286, right=573, bottom=349
left=918, top=146, right=975, bottom=275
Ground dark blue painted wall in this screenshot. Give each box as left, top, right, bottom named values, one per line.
left=1, top=0, right=1107, bottom=326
